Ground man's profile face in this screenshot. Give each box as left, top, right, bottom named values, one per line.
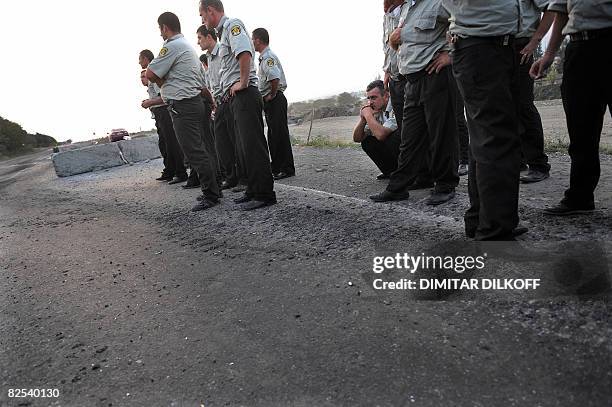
left=140, top=72, right=148, bottom=87
left=159, top=25, right=169, bottom=41
left=200, top=6, right=216, bottom=28
left=197, top=33, right=206, bottom=51
left=138, top=55, right=148, bottom=69
left=366, top=88, right=388, bottom=112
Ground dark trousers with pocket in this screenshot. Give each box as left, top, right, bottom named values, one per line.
left=561, top=36, right=612, bottom=207
left=387, top=66, right=459, bottom=194
left=456, top=95, right=470, bottom=165
left=452, top=38, right=521, bottom=240
left=264, top=92, right=295, bottom=176
left=515, top=38, right=550, bottom=173
left=215, top=100, right=247, bottom=186
left=389, top=77, right=407, bottom=131
left=361, top=129, right=401, bottom=176
left=230, top=86, right=276, bottom=202
left=153, top=106, right=186, bottom=178
left=168, top=95, right=220, bottom=202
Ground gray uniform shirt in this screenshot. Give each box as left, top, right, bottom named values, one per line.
left=216, top=15, right=258, bottom=96
left=257, top=47, right=287, bottom=97
left=148, top=34, right=206, bottom=102
left=365, top=102, right=398, bottom=138
left=548, top=0, right=612, bottom=34
left=146, top=82, right=165, bottom=109
left=383, top=3, right=406, bottom=81
left=207, top=43, right=223, bottom=99
left=518, top=0, right=549, bottom=38
left=443, top=0, right=522, bottom=37
left=398, top=0, right=450, bottom=75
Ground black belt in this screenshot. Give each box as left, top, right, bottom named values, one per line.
left=450, top=34, right=515, bottom=51
left=569, top=26, right=612, bottom=42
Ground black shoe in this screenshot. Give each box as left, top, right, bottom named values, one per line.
left=406, top=180, right=434, bottom=191
left=466, top=224, right=529, bottom=239
left=426, top=190, right=456, bottom=206
left=520, top=170, right=550, bottom=184
left=369, top=190, right=410, bottom=203
left=197, top=191, right=223, bottom=201
left=234, top=194, right=252, bottom=204
left=273, top=172, right=294, bottom=180
left=221, top=180, right=238, bottom=190
left=191, top=199, right=218, bottom=212
left=182, top=180, right=201, bottom=189
left=242, top=199, right=277, bottom=211
left=231, top=184, right=247, bottom=193
left=458, top=164, right=468, bottom=177
left=156, top=173, right=174, bottom=181
left=543, top=201, right=595, bottom=216
left=376, top=173, right=390, bottom=180
left=168, top=175, right=188, bottom=185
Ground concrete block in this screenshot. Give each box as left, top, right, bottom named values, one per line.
left=118, top=135, right=161, bottom=163
left=52, top=143, right=125, bottom=177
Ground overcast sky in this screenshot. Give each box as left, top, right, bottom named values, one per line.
left=0, top=1, right=385, bottom=142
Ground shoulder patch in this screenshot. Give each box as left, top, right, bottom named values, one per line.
left=159, top=47, right=168, bottom=57
left=230, top=25, right=242, bottom=36
left=266, top=58, right=275, bottom=67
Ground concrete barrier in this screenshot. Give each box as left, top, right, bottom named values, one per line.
left=52, top=142, right=125, bottom=177
left=118, top=135, right=160, bottom=163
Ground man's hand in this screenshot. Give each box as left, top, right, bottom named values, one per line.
left=141, top=99, right=153, bottom=109
left=360, top=105, right=374, bottom=119
left=426, top=51, right=451, bottom=74
left=264, top=93, right=276, bottom=102
left=519, top=38, right=539, bottom=65
left=384, top=72, right=391, bottom=90
left=230, top=81, right=247, bottom=97
left=530, top=52, right=555, bottom=79
left=389, top=26, right=402, bottom=51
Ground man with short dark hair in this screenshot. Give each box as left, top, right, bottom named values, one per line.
left=146, top=12, right=221, bottom=211
left=252, top=27, right=295, bottom=180
left=353, top=80, right=401, bottom=177
left=200, top=0, right=277, bottom=211
left=139, top=49, right=186, bottom=183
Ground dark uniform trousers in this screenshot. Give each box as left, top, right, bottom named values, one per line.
left=263, top=91, right=296, bottom=176
left=389, top=77, right=407, bottom=131
left=152, top=106, right=186, bottom=178
left=168, top=95, right=220, bottom=202
left=361, top=129, right=401, bottom=176
left=387, top=66, right=459, bottom=194
left=230, top=86, right=276, bottom=202
left=200, top=98, right=221, bottom=184
left=215, top=100, right=247, bottom=185
left=452, top=37, right=521, bottom=240
left=561, top=33, right=612, bottom=207
left=456, top=95, right=470, bottom=165
left=515, top=37, right=550, bottom=173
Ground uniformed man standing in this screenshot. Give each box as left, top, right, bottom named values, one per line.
left=200, top=0, right=276, bottom=210
left=531, top=0, right=612, bottom=215
left=252, top=28, right=296, bottom=180
left=383, top=0, right=408, bottom=130
left=146, top=12, right=221, bottom=211
left=197, top=25, right=247, bottom=191
left=370, top=0, right=459, bottom=206
left=443, top=0, right=525, bottom=240
left=139, top=49, right=187, bottom=182
left=515, top=0, right=554, bottom=183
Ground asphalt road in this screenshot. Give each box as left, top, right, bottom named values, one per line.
left=1, top=148, right=611, bottom=407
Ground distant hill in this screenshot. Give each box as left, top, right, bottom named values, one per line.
left=0, top=116, right=57, bottom=157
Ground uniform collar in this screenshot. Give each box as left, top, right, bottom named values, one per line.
left=165, top=33, right=183, bottom=44
left=210, top=42, right=220, bottom=57
left=217, top=15, right=229, bottom=32
left=258, top=46, right=271, bottom=62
